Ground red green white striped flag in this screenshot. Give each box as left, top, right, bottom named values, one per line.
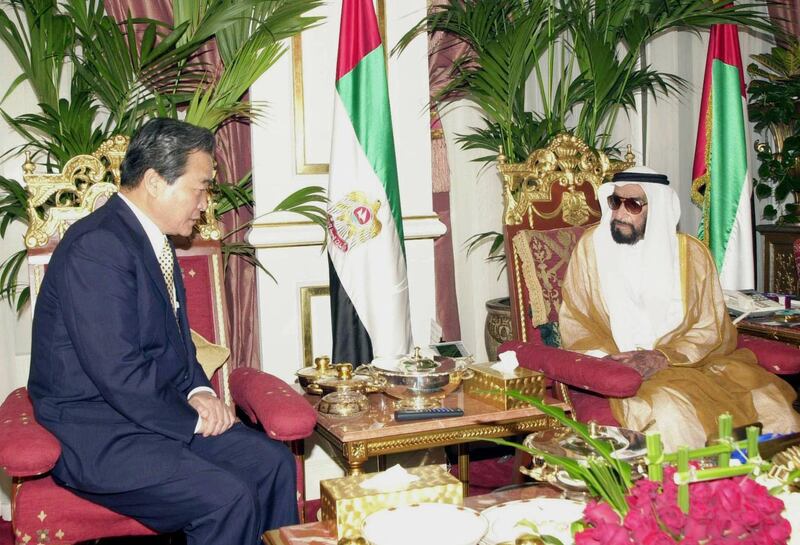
left=326, top=0, right=412, bottom=365
left=691, top=23, right=754, bottom=290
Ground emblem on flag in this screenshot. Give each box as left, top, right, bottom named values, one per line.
left=327, top=191, right=382, bottom=252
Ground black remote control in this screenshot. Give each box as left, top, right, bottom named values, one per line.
left=394, top=407, right=465, bottom=421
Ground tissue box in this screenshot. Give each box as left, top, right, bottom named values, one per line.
left=320, top=465, right=462, bottom=539
left=463, top=362, right=545, bottom=409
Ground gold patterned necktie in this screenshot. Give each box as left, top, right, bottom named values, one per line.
left=157, top=236, right=178, bottom=317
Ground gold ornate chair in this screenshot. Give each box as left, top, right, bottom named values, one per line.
left=498, top=133, right=647, bottom=424
left=0, top=139, right=316, bottom=544
left=498, top=133, right=800, bottom=426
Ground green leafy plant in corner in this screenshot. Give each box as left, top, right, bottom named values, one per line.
left=747, top=38, right=800, bottom=223
left=0, top=0, right=327, bottom=311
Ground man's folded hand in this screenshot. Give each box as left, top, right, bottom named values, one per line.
left=608, top=350, right=669, bottom=380
left=188, top=392, right=235, bottom=437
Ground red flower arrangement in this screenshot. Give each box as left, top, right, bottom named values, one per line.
left=576, top=466, right=791, bottom=545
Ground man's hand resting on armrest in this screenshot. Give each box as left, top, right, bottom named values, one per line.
left=188, top=392, right=235, bottom=437
left=608, top=350, right=668, bottom=380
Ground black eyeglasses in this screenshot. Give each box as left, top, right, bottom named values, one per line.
left=607, top=194, right=648, bottom=215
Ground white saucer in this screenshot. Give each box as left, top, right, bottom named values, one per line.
left=479, top=498, right=585, bottom=545
left=362, top=503, right=488, bottom=545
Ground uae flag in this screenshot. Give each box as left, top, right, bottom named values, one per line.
left=326, top=0, right=412, bottom=365
left=691, top=23, right=754, bottom=290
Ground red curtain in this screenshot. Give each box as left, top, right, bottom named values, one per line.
left=427, top=0, right=472, bottom=342
left=768, top=1, right=800, bottom=45
left=105, top=0, right=260, bottom=370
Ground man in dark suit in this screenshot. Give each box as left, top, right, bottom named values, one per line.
left=28, top=118, right=298, bottom=544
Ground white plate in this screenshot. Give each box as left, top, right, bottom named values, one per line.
left=362, top=503, right=488, bottom=545
left=480, top=498, right=585, bottom=545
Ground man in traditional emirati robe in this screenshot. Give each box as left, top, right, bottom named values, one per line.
left=559, top=167, right=800, bottom=451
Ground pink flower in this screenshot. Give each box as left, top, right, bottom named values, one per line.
left=577, top=468, right=792, bottom=545
left=584, top=500, right=621, bottom=526
left=767, top=518, right=792, bottom=542
left=623, top=509, right=660, bottom=541
left=575, top=523, right=631, bottom=545
left=591, top=523, right=632, bottom=545
left=655, top=504, right=685, bottom=534
left=640, top=530, right=673, bottom=545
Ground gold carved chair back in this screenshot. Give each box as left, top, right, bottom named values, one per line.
left=501, top=133, right=635, bottom=342
left=24, top=137, right=222, bottom=304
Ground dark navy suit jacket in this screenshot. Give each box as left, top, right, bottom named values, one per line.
left=28, top=194, right=211, bottom=494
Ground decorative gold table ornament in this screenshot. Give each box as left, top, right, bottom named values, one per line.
left=366, top=347, right=474, bottom=409
left=316, top=363, right=385, bottom=396
left=296, top=355, right=338, bottom=394
left=316, top=363, right=377, bottom=418
left=317, top=389, right=370, bottom=418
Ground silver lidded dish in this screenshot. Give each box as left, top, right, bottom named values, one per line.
left=365, top=347, right=473, bottom=409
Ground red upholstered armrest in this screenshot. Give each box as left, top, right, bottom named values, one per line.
left=738, top=334, right=800, bottom=375
left=499, top=341, right=642, bottom=398
left=229, top=368, right=317, bottom=441
left=0, top=388, right=61, bottom=477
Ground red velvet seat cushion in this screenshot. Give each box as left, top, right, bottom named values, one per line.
left=499, top=341, right=642, bottom=398
left=569, top=390, right=619, bottom=425
left=738, top=334, right=800, bottom=375
left=0, top=388, right=60, bottom=477
left=229, top=368, right=317, bottom=441
left=14, top=476, right=154, bottom=544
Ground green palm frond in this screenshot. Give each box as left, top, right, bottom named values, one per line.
left=0, top=249, right=29, bottom=311
left=465, top=230, right=505, bottom=267
left=749, top=39, right=800, bottom=81
left=399, top=0, right=556, bottom=160
left=67, top=14, right=211, bottom=134
left=271, top=185, right=327, bottom=228
left=213, top=172, right=254, bottom=217
left=220, top=184, right=327, bottom=281
left=0, top=0, right=75, bottom=108
left=0, top=177, right=28, bottom=236
left=215, top=0, right=324, bottom=65
left=3, top=82, right=106, bottom=168
left=183, top=0, right=323, bottom=131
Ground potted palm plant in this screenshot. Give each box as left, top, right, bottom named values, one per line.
left=0, top=0, right=327, bottom=311
left=397, top=0, right=771, bottom=357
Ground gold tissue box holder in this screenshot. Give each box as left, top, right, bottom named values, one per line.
left=463, top=362, right=545, bottom=410
left=320, top=465, right=463, bottom=539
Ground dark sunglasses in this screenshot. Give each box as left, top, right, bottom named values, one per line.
left=607, top=194, right=648, bottom=215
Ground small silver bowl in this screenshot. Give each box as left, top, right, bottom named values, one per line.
left=365, top=348, right=473, bottom=409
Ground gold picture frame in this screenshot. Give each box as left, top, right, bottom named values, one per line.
left=299, top=285, right=331, bottom=368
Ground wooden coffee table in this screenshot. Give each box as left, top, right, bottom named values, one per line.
left=737, top=318, right=800, bottom=346
left=263, top=483, right=562, bottom=545
left=307, top=388, right=566, bottom=494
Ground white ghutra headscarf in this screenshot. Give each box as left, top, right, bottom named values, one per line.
left=593, top=167, right=684, bottom=352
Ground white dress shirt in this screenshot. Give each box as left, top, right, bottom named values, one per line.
left=118, top=193, right=214, bottom=433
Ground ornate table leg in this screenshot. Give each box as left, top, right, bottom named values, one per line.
left=458, top=443, right=470, bottom=496
left=344, top=441, right=368, bottom=475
